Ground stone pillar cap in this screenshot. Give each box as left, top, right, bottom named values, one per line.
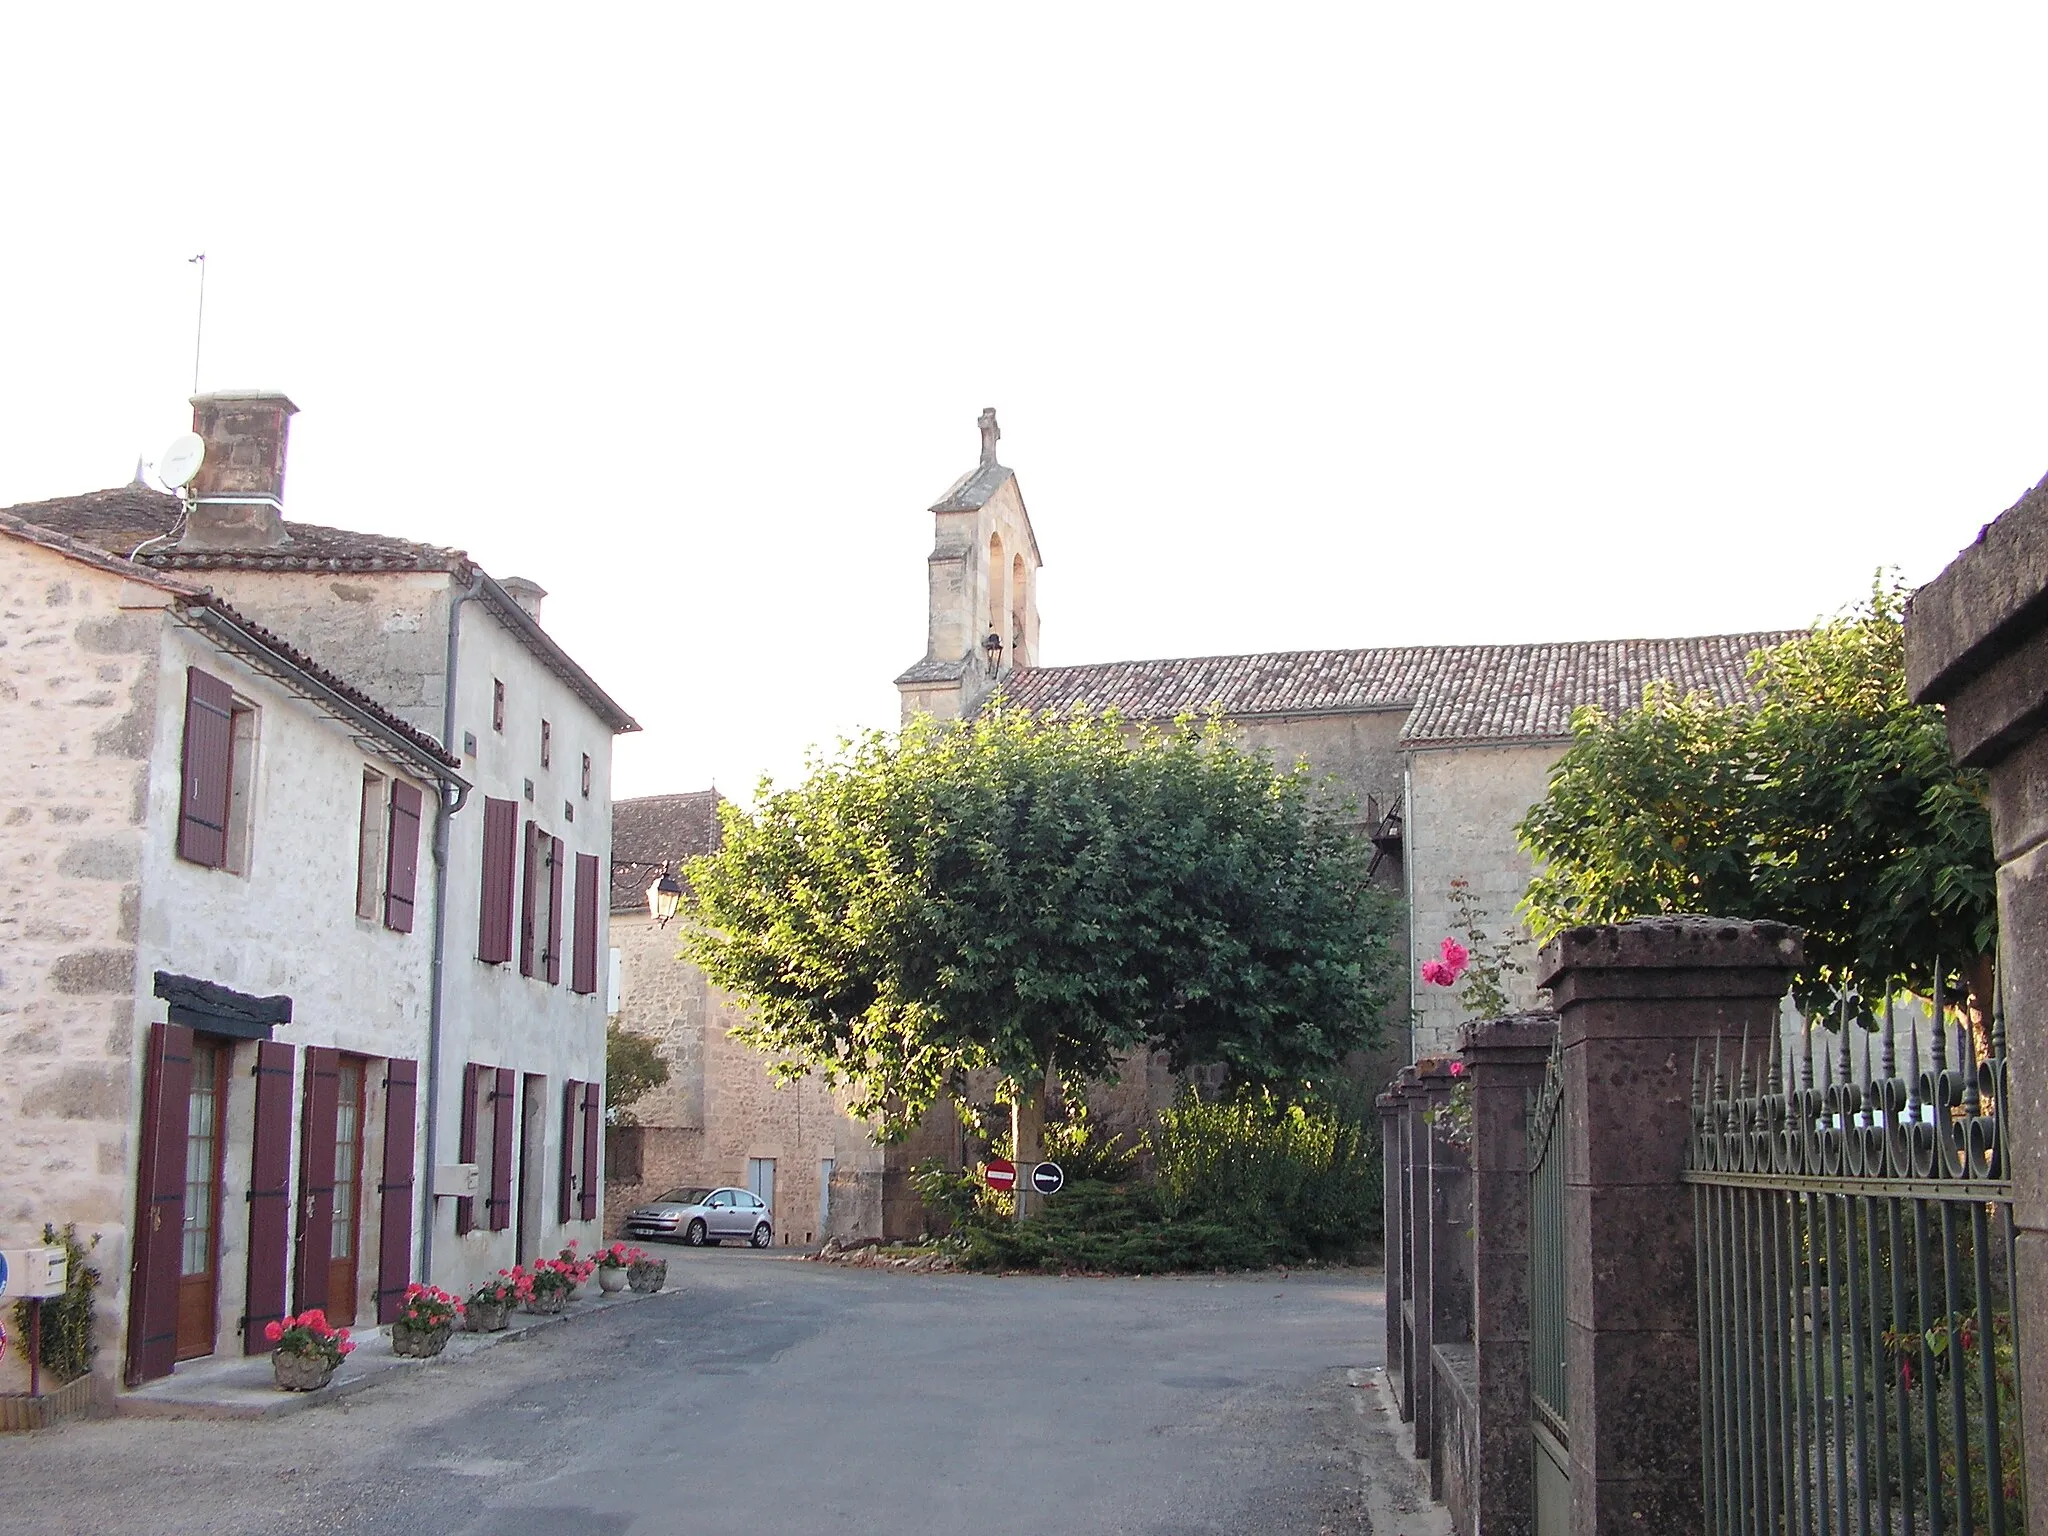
left=1460, top=1008, right=1559, bottom=1054
left=1537, top=916, right=1802, bottom=988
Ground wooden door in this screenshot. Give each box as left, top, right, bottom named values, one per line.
left=175, top=1037, right=229, bottom=1362
left=327, top=1057, right=367, bottom=1324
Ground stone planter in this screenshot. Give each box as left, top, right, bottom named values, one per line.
left=465, top=1300, right=512, bottom=1332
left=390, top=1321, right=453, bottom=1359
left=524, top=1290, right=569, bottom=1315
left=627, top=1260, right=667, bottom=1294
left=597, top=1265, right=628, bottom=1294
left=272, top=1350, right=337, bottom=1392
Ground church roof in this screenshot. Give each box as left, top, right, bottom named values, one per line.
left=4, top=484, right=639, bottom=733
left=987, top=632, right=1798, bottom=747
left=611, top=790, right=724, bottom=912
left=929, top=462, right=1015, bottom=514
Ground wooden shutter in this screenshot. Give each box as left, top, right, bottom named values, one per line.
left=383, top=782, right=423, bottom=933
left=545, top=835, right=566, bottom=985
left=489, top=1066, right=517, bottom=1232
left=519, top=821, right=541, bottom=977
left=375, top=1058, right=419, bottom=1324
left=559, top=1079, right=580, bottom=1223
left=456, top=1062, right=480, bottom=1235
left=579, top=1081, right=601, bottom=1221
left=571, top=853, right=601, bottom=994
left=125, top=1020, right=193, bottom=1386
left=478, top=797, right=518, bottom=963
left=243, top=1040, right=297, bottom=1354
left=292, top=1047, right=341, bottom=1313
left=177, top=668, right=235, bottom=868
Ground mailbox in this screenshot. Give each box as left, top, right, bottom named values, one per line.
left=433, top=1163, right=481, bottom=1198
left=0, top=1247, right=69, bottom=1299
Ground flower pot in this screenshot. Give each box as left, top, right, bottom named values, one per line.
left=465, top=1300, right=511, bottom=1332
left=597, top=1265, right=628, bottom=1294
left=524, top=1291, right=568, bottom=1315
left=627, top=1260, right=667, bottom=1294
left=391, top=1321, right=453, bottom=1359
left=272, top=1350, right=337, bottom=1392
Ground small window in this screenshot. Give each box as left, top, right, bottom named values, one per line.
left=355, top=770, right=387, bottom=919
left=492, top=679, right=505, bottom=733
left=541, top=719, right=552, bottom=769
left=581, top=753, right=591, bottom=798
left=223, top=700, right=258, bottom=875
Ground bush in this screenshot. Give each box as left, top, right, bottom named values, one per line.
left=10, top=1224, right=101, bottom=1384
left=916, top=1084, right=1381, bottom=1273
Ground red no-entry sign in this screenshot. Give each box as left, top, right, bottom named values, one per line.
left=983, top=1158, right=1018, bottom=1191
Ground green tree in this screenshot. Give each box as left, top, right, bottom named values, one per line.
left=605, top=1025, right=670, bottom=1124
left=682, top=707, right=1401, bottom=1140
left=1517, top=581, right=1996, bottom=1024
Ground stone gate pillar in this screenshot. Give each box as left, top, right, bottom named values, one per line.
left=1377, top=1079, right=1408, bottom=1414
left=1905, top=475, right=2048, bottom=1534
left=1461, top=1010, right=1559, bottom=1536
left=1540, top=917, right=1801, bottom=1536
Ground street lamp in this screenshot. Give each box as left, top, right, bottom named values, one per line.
left=982, top=630, right=1004, bottom=676
left=647, top=871, right=684, bottom=925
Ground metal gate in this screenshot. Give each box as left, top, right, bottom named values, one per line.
left=1686, top=987, right=2027, bottom=1535
left=1530, top=1034, right=1570, bottom=1536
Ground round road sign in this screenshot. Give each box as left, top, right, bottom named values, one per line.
left=983, top=1158, right=1018, bottom=1192
left=1031, top=1160, right=1065, bottom=1196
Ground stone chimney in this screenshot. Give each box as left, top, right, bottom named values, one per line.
left=179, top=391, right=298, bottom=551
left=500, top=577, right=547, bottom=623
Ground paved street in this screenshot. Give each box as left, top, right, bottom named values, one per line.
left=0, top=1252, right=1391, bottom=1536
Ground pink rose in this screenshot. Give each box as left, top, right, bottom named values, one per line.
left=1439, top=938, right=1470, bottom=975
left=1420, top=961, right=1453, bottom=987
left=1448, top=1060, right=1466, bottom=1077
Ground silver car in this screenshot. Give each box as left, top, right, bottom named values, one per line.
left=623, top=1186, right=775, bottom=1248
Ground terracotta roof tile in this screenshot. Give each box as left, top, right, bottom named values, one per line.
left=989, top=633, right=1798, bottom=746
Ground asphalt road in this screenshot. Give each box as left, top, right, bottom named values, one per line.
left=0, top=1251, right=1389, bottom=1536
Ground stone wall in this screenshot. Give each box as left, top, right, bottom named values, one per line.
left=0, top=541, right=162, bottom=1395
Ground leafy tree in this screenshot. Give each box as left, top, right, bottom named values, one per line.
left=683, top=707, right=1402, bottom=1140
left=1517, top=580, right=1996, bottom=1025
left=605, top=1025, right=670, bottom=1125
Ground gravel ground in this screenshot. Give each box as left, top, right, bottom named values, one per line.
left=0, top=1251, right=1391, bottom=1536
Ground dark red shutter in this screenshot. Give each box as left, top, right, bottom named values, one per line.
left=292, top=1047, right=340, bottom=1313
left=579, top=1081, right=601, bottom=1221
left=384, top=782, right=423, bottom=933
left=478, top=797, right=518, bottom=963
left=560, top=1079, right=580, bottom=1223
left=125, top=1021, right=193, bottom=1386
left=520, top=822, right=541, bottom=977
left=456, top=1062, right=480, bottom=1235
left=489, top=1066, right=517, bottom=1231
left=243, top=1040, right=297, bottom=1354
left=571, top=853, right=600, bottom=994
left=546, top=835, right=566, bottom=986
left=177, top=668, right=234, bottom=868
left=375, top=1058, right=419, bottom=1324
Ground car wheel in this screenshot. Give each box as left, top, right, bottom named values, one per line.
left=685, top=1218, right=707, bottom=1247
left=752, top=1222, right=773, bottom=1249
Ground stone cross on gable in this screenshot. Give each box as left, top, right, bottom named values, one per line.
left=978, top=407, right=1000, bottom=467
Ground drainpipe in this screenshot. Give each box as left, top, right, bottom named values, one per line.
left=419, top=567, right=487, bottom=1285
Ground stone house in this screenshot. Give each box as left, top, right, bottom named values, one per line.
left=605, top=792, right=881, bottom=1245
left=4, top=390, right=638, bottom=1387
left=0, top=512, right=462, bottom=1394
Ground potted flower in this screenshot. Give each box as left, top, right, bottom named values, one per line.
left=594, top=1242, right=635, bottom=1294
left=556, top=1240, right=597, bottom=1298
left=466, top=1270, right=528, bottom=1331
left=265, top=1308, right=355, bottom=1391
left=626, top=1247, right=668, bottom=1294
left=523, top=1258, right=579, bottom=1314
left=391, top=1283, right=463, bottom=1358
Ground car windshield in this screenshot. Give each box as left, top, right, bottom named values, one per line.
left=655, top=1188, right=716, bottom=1206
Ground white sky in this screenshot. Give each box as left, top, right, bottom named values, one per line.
left=5, top=7, right=2046, bottom=800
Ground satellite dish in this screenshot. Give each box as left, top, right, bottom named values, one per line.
left=158, top=432, right=205, bottom=490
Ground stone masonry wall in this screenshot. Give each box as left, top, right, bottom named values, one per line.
left=0, top=542, right=164, bottom=1394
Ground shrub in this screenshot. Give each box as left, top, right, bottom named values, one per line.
left=8, top=1224, right=102, bottom=1384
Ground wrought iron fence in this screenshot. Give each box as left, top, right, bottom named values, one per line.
left=1685, top=982, right=2026, bottom=1536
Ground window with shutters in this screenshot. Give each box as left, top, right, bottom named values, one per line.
left=383, top=780, right=423, bottom=933
left=177, top=667, right=258, bottom=874
left=540, top=719, right=551, bottom=769
left=580, top=753, right=591, bottom=798
left=520, top=822, right=564, bottom=984
left=355, top=770, right=387, bottom=919
left=492, top=678, right=505, bottom=733
left=478, top=798, right=519, bottom=964
left=223, top=702, right=257, bottom=873
left=472, top=1066, right=498, bottom=1226
left=570, top=852, right=601, bottom=995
